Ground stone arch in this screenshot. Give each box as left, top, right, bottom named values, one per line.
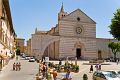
left=98, top=49, right=102, bottom=59
left=73, top=41, right=85, bottom=59
left=74, top=41, right=85, bottom=49
left=43, top=40, right=59, bottom=59
left=41, top=36, right=59, bottom=56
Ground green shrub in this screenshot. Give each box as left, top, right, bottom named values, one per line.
left=83, top=74, right=88, bottom=80
left=75, top=65, right=79, bottom=71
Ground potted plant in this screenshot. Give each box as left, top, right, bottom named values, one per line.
left=83, top=74, right=88, bottom=80
left=64, top=65, right=68, bottom=72
left=64, top=62, right=68, bottom=72
left=57, top=65, right=61, bottom=72
left=55, top=64, right=60, bottom=72
left=71, top=65, right=75, bottom=72
left=74, top=65, right=79, bottom=73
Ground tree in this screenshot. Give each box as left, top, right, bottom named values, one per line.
left=109, top=9, right=120, bottom=40
left=108, top=42, right=120, bottom=61
left=16, top=48, right=20, bottom=55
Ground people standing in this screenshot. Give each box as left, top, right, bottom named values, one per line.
left=16, top=62, right=18, bottom=71
left=59, top=59, right=62, bottom=66
left=13, top=62, right=21, bottom=71
left=118, top=58, right=120, bottom=64
left=51, top=69, right=57, bottom=80
left=89, top=64, right=93, bottom=73
left=13, top=62, right=16, bottom=71
left=117, top=59, right=119, bottom=65
left=63, top=69, right=72, bottom=80
left=42, top=63, right=46, bottom=78
left=95, top=64, right=98, bottom=71
left=98, top=63, right=101, bottom=71
left=18, top=62, right=21, bottom=71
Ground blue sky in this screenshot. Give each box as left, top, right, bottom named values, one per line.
left=9, top=0, right=120, bottom=40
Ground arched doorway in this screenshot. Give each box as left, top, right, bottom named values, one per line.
left=74, top=41, right=84, bottom=59
left=98, top=50, right=102, bottom=59
left=76, top=48, right=81, bottom=59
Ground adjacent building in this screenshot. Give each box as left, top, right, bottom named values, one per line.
left=16, top=38, right=25, bottom=54
left=31, top=4, right=117, bottom=60
left=26, top=39, right=31, bottom=56
left=24, top=46, right=27, bottom=54
left=0, top=0, right=16, bottom=69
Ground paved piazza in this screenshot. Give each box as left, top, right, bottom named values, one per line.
left=0, top=57, right=120, bottom=80
left=52, top=61, right=120, bottom=80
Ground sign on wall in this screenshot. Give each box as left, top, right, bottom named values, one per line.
left=45, top=57, right=49, bottom=62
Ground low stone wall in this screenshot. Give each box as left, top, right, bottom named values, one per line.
left=89, top=60, right=104, bottom=63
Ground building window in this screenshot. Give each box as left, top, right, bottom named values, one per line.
left=77, top=17, right=80, bottom=21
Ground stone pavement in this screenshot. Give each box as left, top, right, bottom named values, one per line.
left=0, top=56, right=38, bottom=80
left=1, top=58, right=120, bottom=80
left=50, top=60, right=120, bottom=80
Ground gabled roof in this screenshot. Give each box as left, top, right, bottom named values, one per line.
left=61, top=8, right=96, bottom=24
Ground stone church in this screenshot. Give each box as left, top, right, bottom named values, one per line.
left=31, top=4, right=117, bottom=60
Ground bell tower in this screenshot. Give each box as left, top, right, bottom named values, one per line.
left=58, top=3, right=67, bottom=20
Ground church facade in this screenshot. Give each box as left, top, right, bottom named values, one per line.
left=31, top=5, right=117, bottom=60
